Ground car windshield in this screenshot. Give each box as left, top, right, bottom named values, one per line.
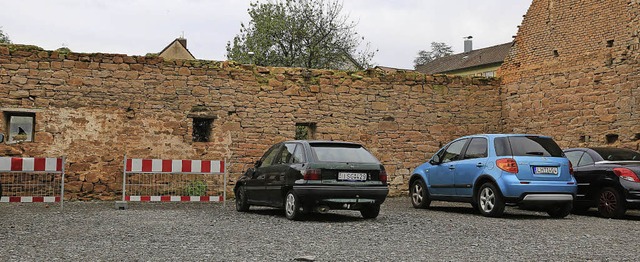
left=310, top=143, right=379, bottom=163
left=593, top=148, right=640, bottom=161
left=495, top=136, right=564, bottom=157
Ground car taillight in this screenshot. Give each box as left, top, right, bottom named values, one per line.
left=303, top=169, right=321, bottom=180
left=379, top=169, right=388, bottom=184
left=613, top=168, right=640, bottom=182
left=569, top=161, right=574, bottom=175
left=496, top=158, right=518, bottom=173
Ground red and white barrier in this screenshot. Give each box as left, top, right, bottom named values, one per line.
left=0, top=157, right=63, bottom=172
left=125, top=195, right=223, bottom=202
left=125, top=159, right=224, bottom=174
left=121, top=156, right=227, bottom=206
left=0, top=156, right=65, bottom=207
left=0, top=196, right=60, bottom=203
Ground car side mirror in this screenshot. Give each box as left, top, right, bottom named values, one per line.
left=429, top=155, right=441, bottom=165
left=254, top=160, right=262, bottom=168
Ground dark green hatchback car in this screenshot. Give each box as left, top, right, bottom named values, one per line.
left=234, top=140, right=389, bottom=220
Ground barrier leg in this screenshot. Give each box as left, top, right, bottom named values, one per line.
left=116, top=155, right=128, bottom=210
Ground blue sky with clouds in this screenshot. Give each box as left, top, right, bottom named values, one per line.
left=0, top=0, right=532, bottom=69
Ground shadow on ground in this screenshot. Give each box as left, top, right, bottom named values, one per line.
left=242, top=207, right=367, bottom=222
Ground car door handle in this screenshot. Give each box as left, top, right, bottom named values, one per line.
left=476, top=163, right=485, bottom=167
left=448, top=165, right=455, bottom=170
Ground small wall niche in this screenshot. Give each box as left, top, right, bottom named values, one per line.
left=579, top=135, right=590, bottom=143
left=295, top=122, right=317, bottom=140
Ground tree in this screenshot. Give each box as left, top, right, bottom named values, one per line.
left=226, top=0, right=377, bottom=70
left=413, top=42, right=453, bottom=69
left=0, top=28, right=11, bottom=44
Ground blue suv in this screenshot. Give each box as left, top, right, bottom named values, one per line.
left=410, top=134, right=577, bottom=218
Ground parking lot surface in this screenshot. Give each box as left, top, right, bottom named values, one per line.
left=1, top=197, right=639, bottom=261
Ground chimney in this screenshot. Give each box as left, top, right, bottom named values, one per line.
left=464, top=36, right=473, bottom=53
left=177, top=37, right=187, bottom=48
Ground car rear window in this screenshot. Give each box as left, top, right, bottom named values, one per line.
left=494, top=136, right=564, bottom=157
left=593, top=148, right=640, bottom=161
left=310, top=143, right=380, bottom=163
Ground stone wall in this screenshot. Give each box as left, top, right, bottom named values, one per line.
left=4, top=0, right=640, bottom=201
left=498, top=0, right=640, bottom=150
left=0, top=45, right=502, bottom=199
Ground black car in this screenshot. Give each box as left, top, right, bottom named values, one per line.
left=234, top=140, right=389, bottom=220
left=564, top=147, right=640, bottom=218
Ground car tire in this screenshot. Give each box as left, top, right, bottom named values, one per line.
left=597, top=187, right=626, bottom=219
left=547, top=202, right=572, bottom=218
left=410, top=179, right=431, bottom=209
left=360, top=204, right=381, bottom=219
left=477, top=182, right=505, bottom=217
left=285, top=190, right=302, bottom=220
left=235, top=185, right=250, bottom=212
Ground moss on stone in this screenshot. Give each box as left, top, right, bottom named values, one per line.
left=7, top=44, right=44, bottom=53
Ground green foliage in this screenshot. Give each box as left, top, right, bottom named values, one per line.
left=414, top=42, right=454, bottom=69
left=7, top=44, right=43, bottom=52
left=295, top=125, right=309, bottom=140
left=226, top=0, right=377, bottom=70
left=56, top=47, right=71, bottom=54
left=185, top=180, right=208, bottom=196
left=0, top=28, right=11, bottom=44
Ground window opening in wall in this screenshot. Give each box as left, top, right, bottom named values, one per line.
left=579, top=135, right=590, bottom=143
left=295, top=123, right=316, bottom=140
left=634, top=133, right=640, bottom=141
left=4, top=112, right=36, bottom=143
left=192, top=118, right=213, bottom=142
left=553, top=50, right=559, bottom=57
left=482, top=71, right=495, bottom=78
left=607, top=40, right=614, bottom=48
left=605, top=134, right=619, bottom=144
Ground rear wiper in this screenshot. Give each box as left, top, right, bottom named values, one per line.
left=525, top=151, right=544, bottom=156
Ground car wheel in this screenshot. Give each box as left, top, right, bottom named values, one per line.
left=285, top=190, right=302, bottom=220
left=477, top=183, right=505, bottom=217
left=235, top=186, right=250, bottom=212
left=360, top=204, right=381, bottom=219
left=410, top=179, right=431, bottom=209
left=547, top=202, right=572, bottom=218
left=597, top=187, right=626, bottom=219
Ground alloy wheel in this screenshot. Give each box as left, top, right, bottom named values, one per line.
left=479, top=187, right=495, bottom=212
left=412, top=183, right=423, bottom=205
left=285, top=193, right=296, bottom=217
left=598, top=190, right=618, bottom=214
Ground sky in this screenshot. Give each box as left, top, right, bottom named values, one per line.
left=0, top=0, right=532, bottom=70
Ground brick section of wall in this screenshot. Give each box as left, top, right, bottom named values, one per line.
left=498, top=0, right=640, bottom=150
left=0, top=45, right=502, bottom=199
left=500, top=0, right=633, bottom=83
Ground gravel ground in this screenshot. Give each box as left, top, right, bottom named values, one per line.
left=1, top=197, right=639, bottom=261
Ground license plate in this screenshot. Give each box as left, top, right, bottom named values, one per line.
left=338, top=172, right=368, bottom=181
left=534, top=166, right=558, bottom=175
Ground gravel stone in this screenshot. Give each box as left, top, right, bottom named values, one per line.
left=1, top=198, right=638, bottom=261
